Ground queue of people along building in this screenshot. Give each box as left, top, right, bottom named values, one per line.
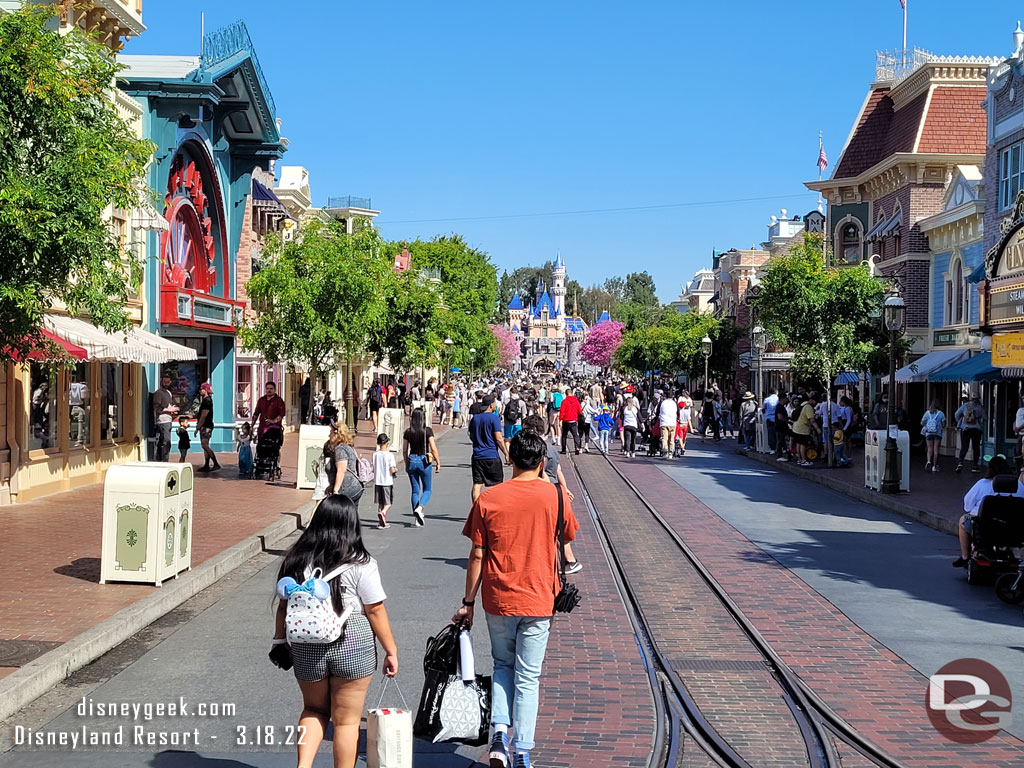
left=668, top=28, right=1024, bottom=466
left=0, top=5, right=393, bottom=505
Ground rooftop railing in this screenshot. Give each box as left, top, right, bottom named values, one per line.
left=327, top=196, right=373, bottom=210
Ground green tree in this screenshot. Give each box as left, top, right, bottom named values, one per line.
left=615, top=307, right=735, bottom=384
left=403, top=235, right=500, bottom=371
left=0, top=5, right=155, bottom=362
left=754, top=232, right=888, bottom=461
left=238, top=220, right=390, bottom=422
left=623, top=271, right=659, bottom=307
left=603, top=276, right=625, bottom=303
left=367, top=265, right=443, bottom=374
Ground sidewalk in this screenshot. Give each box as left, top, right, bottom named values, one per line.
left=0, top=421, right=439, bottom=687
left=735, top=440, right=976, bottom=535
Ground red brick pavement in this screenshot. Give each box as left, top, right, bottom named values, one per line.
left=529, top=464, right=655, bottom=768
left=0, top=425, right=426, bottom=682
left=617, top=455, right=1024, bottom=767
left=574, top=456, right=812, bottom=768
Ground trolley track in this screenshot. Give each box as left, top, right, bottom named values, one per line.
left=569, top=450, right=906, bottom=768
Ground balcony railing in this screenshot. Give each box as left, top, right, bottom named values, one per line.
left=327, top=196, right=372, bottom=210
left=201, top=21, right=276, bottom=117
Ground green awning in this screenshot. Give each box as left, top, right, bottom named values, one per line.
left=929, top=352, right=1002, bottom=382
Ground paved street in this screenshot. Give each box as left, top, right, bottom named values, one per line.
left=0, top=429, right=652, bottom=768
left=669, top=438, right=1024, bottom=742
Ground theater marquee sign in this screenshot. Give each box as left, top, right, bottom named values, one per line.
left=985, top=192, right=1024, bottom=328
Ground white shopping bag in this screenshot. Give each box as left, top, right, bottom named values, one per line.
left=366, top=678, right=412, bottom=768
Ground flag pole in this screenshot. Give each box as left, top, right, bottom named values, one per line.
left=902, top=0, right=908, bottom=68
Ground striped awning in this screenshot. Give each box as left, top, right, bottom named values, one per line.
left=43, top=315, right=197, bottom=363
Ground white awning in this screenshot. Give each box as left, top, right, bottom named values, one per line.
left=882, top=349, right=969, bottom=383
left=43, top=315, right=197, bottom=363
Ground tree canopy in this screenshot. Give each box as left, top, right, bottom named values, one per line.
left=238, top=220, right=391, bottom=402
left=753, top=232, right=889, bottom=386
left=615, top=308, right=735, bottom=381
left=579, top=320, right=624, bottom=370
left=403, top=235, right=500, bottom=370
left=0, top=5, right=154, bottom=361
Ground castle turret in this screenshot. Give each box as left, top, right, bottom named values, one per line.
left=552, top=252, right=566, bottom=317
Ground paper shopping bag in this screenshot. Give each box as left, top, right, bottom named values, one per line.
left=365, top=706, right=413, bottom=768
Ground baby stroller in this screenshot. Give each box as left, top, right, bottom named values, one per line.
left=253, top=424, right=284, bottom=481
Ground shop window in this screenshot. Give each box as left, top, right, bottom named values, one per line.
left=1000, top=141, right=1024, bottom=210
left=236, top=365, right=252, bottom=420
left=837, top=221, right=863, bottom=264
left=68, top=362, right=91, bottom=448
left=100, top=363, right=123, bottom=441
left=163, top=337, right=208, bottom=417
left=28, top=363, right=58, bottom=451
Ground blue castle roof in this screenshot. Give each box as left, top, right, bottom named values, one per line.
left=565, top=317, right=587, bottom=333
left=509, top=293, right=524, bottom=310
left=533, top=290, right=558, bottom=318
left=596, top=310, right=611, bottom=325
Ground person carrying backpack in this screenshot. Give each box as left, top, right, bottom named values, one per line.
left=270, top=494, right=398, bottom=768
left=954, top=393, right=986, bottom=474
left=367, top=377, right=384, bottom=431
left=921, top=400, right=947, bottom=473
left=503, top=387, right=523, bottom=440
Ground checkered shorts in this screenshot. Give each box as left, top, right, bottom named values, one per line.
left=291, top=614, right=377, bottom=681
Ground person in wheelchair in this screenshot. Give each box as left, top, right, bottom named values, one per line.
left=954, top=455, right=1024, bottom=567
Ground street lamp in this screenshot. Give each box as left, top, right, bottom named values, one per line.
left=469, top=347, right=476, bottom=386
left=752, top=326, right=766, bottom=400
left=881, top=293, right=906, bottom=494
left=443, top=338, right=454, bottom=385
left=701, top=336, right=713, bottom=392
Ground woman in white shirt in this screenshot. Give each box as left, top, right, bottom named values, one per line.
left=622, top=396, right=640, bottom=457
left=271, top=495, right=398, bottom=768
left=954, top=456, right=1024, bottom=568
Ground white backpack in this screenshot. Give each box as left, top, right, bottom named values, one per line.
left=276, top=565, right=352, bottom=644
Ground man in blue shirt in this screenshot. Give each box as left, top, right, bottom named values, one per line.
left=762, top=388, right=779, bottom=455
left=469, top=395, right=509, bottom=501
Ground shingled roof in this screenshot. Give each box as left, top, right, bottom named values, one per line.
left=833, top=81, right=986, bottom=180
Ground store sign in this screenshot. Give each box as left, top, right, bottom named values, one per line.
left=933, top=328, right=978, bottom=347
left=987, top=281, right=1024, bottom=326
left=996, top=223, right=1024, bottom=277
left=993, top=331, right=1024, bottom=367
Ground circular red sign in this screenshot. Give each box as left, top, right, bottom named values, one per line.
left=926, top=658, right=1012, bottom=744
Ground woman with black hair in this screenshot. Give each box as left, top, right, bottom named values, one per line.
left=271, top=495, right=398, bottom=768
left=403, top=407, right=441, bottom=526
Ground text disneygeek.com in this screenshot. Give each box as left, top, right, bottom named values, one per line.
left=10, top=696, right=305, bottom=750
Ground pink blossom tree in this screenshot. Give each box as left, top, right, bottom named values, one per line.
left=580, top=320, right=624, bottom=370
left=490, top=324, right=521, bottom=368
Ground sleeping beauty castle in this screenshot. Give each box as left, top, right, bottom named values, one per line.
left=507, top=253, right=607, bottom=374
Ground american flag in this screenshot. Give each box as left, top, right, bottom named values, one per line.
left=899, top=0, right=905, bottom=8
left=817, top=139, right=828, bottom=173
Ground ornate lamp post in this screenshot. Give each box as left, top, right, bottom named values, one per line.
left=701, top=335, right=713, bottom=392
left=469, top=347, right=476, bottom=386
left=752, top=326, right=766, bottom=399
left=443, top=337, right=454, bottom=384
left=881, top=293, right=906, bottom=494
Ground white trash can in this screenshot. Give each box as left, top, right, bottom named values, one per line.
left=100, top=462, right=194, bottom=585
left=297, top=424, right=332, bottom=490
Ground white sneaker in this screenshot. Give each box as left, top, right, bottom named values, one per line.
left=413, top=506, right=425, bottom=526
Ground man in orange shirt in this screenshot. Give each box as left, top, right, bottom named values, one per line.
left=454, top=430, right=578, bottom=768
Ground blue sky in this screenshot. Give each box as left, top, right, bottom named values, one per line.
left=125, top=1, right=1022, bottom=303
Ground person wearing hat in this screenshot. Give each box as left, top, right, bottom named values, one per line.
left=790, top=392, right=819, bottom=466
left=954, top=393, right=986, bottom=473
left=195, top=382, right=220, bottom=471
left=739, top=391, right=758, bottom=451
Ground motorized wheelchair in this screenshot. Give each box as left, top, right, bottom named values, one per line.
left=965, top=474, right=1024, bottom=586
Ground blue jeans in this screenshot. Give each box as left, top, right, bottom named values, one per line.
left=407, top=454, right=433, bottom=509
left=599, top=429, right=611, bottom=453
left=485, top=613, right=551, bottom=752
left=766, top=420, right=776, bottom=450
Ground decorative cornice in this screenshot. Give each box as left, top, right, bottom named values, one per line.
left=888, top=60, right=993, bottom=108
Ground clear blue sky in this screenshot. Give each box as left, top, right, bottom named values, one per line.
left=124, top=1, right=1022, bottom=303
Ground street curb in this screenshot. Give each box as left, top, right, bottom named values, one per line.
left=0, top=501, right=314, bottom=725
left=738, top=449, right=958, bottom=536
